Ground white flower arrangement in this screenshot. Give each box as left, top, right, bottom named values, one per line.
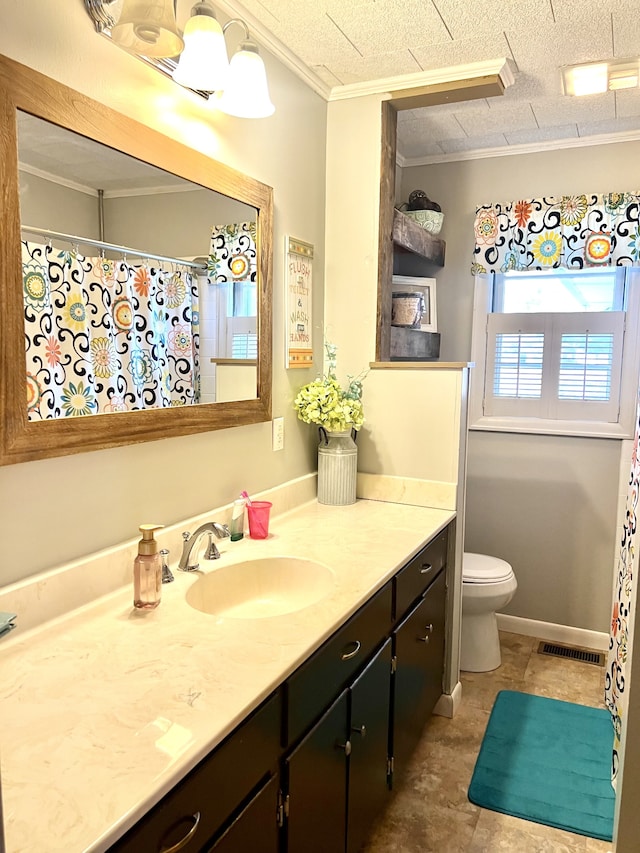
left=293, top=343, right=367, bottom=433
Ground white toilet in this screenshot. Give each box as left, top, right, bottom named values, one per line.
left=460, top=552, right=517, bottom=672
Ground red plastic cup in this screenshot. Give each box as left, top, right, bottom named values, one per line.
left=246, top=501, right=272, bottom=539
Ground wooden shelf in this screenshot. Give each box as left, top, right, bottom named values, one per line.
left=390, top=326, right=441, bottom=361
left=393, top=209, right=445, bottom=266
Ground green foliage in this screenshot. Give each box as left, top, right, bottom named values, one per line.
left=293, top=343, right=366, bottom=432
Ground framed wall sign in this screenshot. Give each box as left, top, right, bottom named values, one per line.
left=286, top=236, right=314, bottom=368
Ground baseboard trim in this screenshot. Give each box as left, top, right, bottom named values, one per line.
left=433, top=680, right=462, bottom=718
left=497, top=614, right=609, bottom=652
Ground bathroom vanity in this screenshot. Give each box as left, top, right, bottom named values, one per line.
left=109, top=527, right=449, bottom=853
left=0, top=497, right=456, bottom=852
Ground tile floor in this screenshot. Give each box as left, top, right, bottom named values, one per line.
left=364, top=632, right=613, bottom=853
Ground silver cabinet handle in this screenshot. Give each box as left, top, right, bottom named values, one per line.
left=351, top=724, right=366, bottom=738
left=420, top=563, right=433, bottom=574
left=341, top=640, right=361, bottom=661
left=159, top=811, right=201, bottom=853
left=418, top=624, right=434, bottom=643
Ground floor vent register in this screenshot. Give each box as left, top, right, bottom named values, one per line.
left=536, top=641, right=605, bottom=667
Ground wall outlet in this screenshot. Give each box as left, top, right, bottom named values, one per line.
left=272, top=417, right=284, bottom=451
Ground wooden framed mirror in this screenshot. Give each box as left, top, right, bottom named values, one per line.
left=0, top=54, right=273, bottom=466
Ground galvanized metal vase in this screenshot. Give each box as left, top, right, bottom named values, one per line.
left=317, top=428, right=358, bottom=506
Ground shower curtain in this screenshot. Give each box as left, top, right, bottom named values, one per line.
left=22, top=240, right=200, bottom=418
left=605, top=388, right=640, bottom=787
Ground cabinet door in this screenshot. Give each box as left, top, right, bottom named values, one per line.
left=284, top=690, right=349, bottom=853
left=391, top=570, right=446, bottom=781
left=285, top=583, right=392, bottom=747
left=206, top=774, right=280, bottom=853
left=347, top=638, right=392, bottom=853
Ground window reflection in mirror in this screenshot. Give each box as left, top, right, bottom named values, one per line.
left=18, top=111, right=258, bottom=419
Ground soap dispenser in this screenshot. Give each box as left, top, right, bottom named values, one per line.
left=133, top=524, right=164, bottom=610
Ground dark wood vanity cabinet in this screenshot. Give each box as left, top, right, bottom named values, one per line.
left=280, top=525, right=449, bottom=851
left=391, top=569, right=447, bottom=781
left=107, top=523, right=451, bottom=853
left=389, top=527, right=448, bottom=784
left=346, top=638, right=394, bottom=853
left=283, top=639, right=393, bottom=853
left=107, top=692, right=281, bottom=853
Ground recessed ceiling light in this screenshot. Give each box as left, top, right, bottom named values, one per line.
left=561, top=58, right=640, bottom=96
left=562, top=62, right=608, bottom=96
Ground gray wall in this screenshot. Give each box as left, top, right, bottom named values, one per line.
left=19, top=172, right=100, bottom=237
left=400, top=141, right=639, bottom=632
left=105, top=189, right=254, bottom=258
left=465, top=431, right=619, bottom=630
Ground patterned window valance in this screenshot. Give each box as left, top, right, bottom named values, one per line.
left=472, top=193, right=640, bottom=274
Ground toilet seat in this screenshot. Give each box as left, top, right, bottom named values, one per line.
left=463, top=552, right=514, bottom=584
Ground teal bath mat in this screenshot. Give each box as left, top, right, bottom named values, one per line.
left=468, top=690, right=615, bottom=841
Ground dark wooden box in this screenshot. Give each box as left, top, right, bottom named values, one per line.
left=390, top=327, right=441, bottom=361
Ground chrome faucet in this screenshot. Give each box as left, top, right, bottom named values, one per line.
left=178, top=522, right=230, bottom=571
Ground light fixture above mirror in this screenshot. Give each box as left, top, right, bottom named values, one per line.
left=84, top=0, right=275, bottom=118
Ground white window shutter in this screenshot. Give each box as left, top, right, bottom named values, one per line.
left=484, top=311, right=623, bottom=422
left=484, top=313, right=552, bottom=417
left=548, top=312, right=624, bottom=422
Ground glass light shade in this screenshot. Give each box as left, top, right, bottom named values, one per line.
left=111, top=0, right=184, bottom=58
left=172, top=12, right=229, bottom=92
left=216, top=43, right=275, bottom=118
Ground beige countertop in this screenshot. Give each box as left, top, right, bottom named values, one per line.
left=0, top=498, right=454, bottom=853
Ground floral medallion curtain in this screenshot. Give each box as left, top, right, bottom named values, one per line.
left=472, top=192, right=640, bottom=274
left=23, top=240, right=200, bottom=419
left=207, top=222, right=258, bottom=357
left=208, top=221, right=257, bottom=285
left=605, top=390, right=640, bottom=789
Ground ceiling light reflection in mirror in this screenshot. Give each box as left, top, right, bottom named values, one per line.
left=18, top=110, right=259, bottom=421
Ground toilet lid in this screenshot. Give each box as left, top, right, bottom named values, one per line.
left=463, top=552, right=514, bottom=584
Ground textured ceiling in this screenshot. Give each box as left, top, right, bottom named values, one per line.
left=17, top=112, right=191, bottom=193
left=225, top=0, right=640, bottom=163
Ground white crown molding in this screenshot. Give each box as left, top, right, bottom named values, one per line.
left=328, top=58, right=514, bottom=102
left=102, top=184, right=200, bottom=198
left=400, top=127, right=640, bottom=166
left=19, top=163, right=98, bottom=197
left=211, top=0, right=331, bottom=100
left=19, top=162, right=198, bottom=198
left=207, top=5, right=514, bottom=108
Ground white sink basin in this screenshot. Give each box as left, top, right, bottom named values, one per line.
left=185, top=557, right=335, bottom=619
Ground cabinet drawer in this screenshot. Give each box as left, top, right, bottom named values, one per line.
left=394, top=526, right=448, bottom=620
left=109, top=691, right=281, bottom=853
left=284, top=581, right=392, bottom=746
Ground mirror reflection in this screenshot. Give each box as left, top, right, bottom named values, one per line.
left=18, top=112, right=258, bottom=420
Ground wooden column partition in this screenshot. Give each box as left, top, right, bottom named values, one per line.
left=376, top=100, right=397, bottom=363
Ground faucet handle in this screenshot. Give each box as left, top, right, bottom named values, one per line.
left=160, top=548, right=174, bottom=583
left=216, top=523, right=231, bottom=539
left=205, top=532, right=221, bottom=561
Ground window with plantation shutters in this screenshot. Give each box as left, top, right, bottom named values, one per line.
left=470, top=267, right=640, bottom=438
left=231, top=331, right=258, bottom=359
left=484, top=311, right=624, bottom=422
